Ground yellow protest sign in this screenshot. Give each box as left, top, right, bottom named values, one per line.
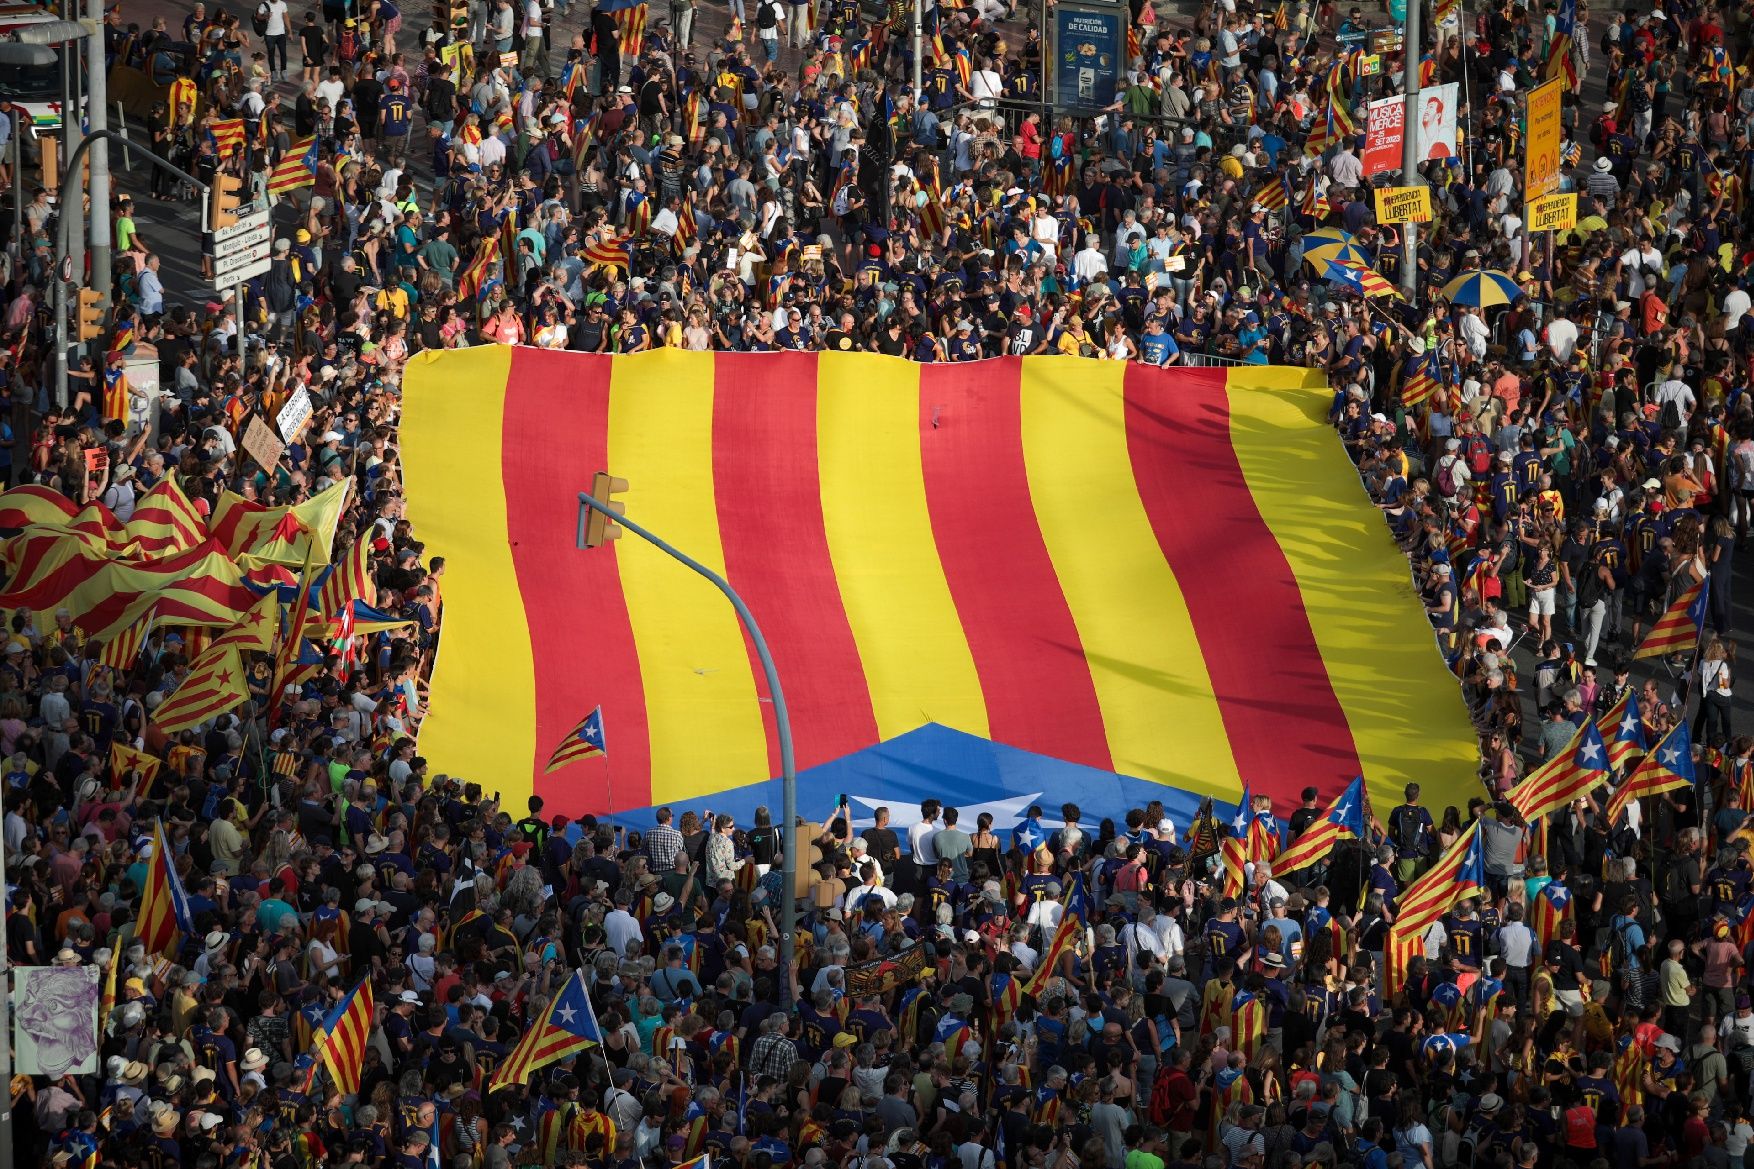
left=1525, top=78, right=1563, bottom=199
left=1374, top=185, right=1433, bottom=224
left=1526, top=192, right=1577, bottom=232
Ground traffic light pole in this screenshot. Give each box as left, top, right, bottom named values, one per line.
left=52, top=131, right=207, bottom=408
left=576, top=487, right=800, bottom=1008
left=84, top=0, right=111, bottom=312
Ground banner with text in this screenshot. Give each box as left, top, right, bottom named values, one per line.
left=1525, top=79, right=1564, bottom=198
left=1363, top=96, right=1405, bottom=177
left=1526, top=192, right=1577, bottom=232
left=1375, top=185, right=1434, bottom=223
left=1414, top=83, right=1460, bottom=163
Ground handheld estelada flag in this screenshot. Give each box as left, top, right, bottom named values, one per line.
left=545, top=706, right=606, bottom=772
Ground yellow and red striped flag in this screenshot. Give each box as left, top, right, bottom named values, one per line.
left=1505, top=719, right=1608, bottom=822
left=318, top=534, right=373, bottom=620
left=305, top=976, right=376, bottom=1094
left=401, top=351, right=1483, bottom=822
left=1022, top=872, right=1089, bottom=999
left=583, top=235, right=630, bottom=274
left=487, top=969, right=603, bottom=1092
left=151, top=594, right=278, bottom=734
left=137, top=820, right=194, bottom=958
left=98, top=612, right=152, bottom=672
left=1600, top=688, right=1648, bottom=772
left=1631, top=579, right=1707, bottom=660
left=1607, top=720, right=1696, bottom=824
left=208, top=118, right=247, bottom=156
left=607, top=1, right=647, bottom=58
left=544, top=707, right=606, bottom=773
left=267, top=135, right=319, bottom=196
left=111, top=742, right=163, bottom=794
left=1272, top=776, right=1365, bottom=878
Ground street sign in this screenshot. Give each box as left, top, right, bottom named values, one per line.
left=210, top=253, right=271, bottom=289
left=59, top=255, right=72, bottom=282
left=210, top=209, right=271, bottom=247
left=212, top=221, right=273, bottom=263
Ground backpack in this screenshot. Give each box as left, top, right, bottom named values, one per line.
left=253, top=2, right=270, bottom=33
left=1148, top=1066, right=1180, bottom=1125
left=757, top=1, right=777, bottom=29
left=1436, top=456, right=1459, bottom=498
left=1660, top=396, right=1683, bottom=431
left=1050, top=133, right=1066, bottom=161
left=1465, top=434, right=1493, bottom=475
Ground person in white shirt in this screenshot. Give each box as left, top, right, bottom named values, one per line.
left=908, top=800, right=942, bottom=886
left=1072, top=236, right=1109, bottom=287
left=262, top=0, right=290, bottom=78
left=1655, top=375, right=1696, bottom=423
left=1121, top=910, right=1168, bottom=969
left=846, top=837, right=884, bottom=885
left=604, top=893, right=644, bottom=956
left=1545, top=314, right=1579, bottom=363
left=844, top=879, right=895, bottom=915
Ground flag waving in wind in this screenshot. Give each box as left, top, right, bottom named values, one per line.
left=305, top=976, right=375, bottom=1095
left=544, top=707, right=607, bottom=773
left=1603, top=688, right=1648, bottom=772
left=136, top=820, right=194, bottom=958
left=1632, top=579, right=1708, bottom=660
left=1024, top=872, right=1089, bottom=999
left=1507, top=719, right=1610, bottom=822
left=488, top=969, right=603, bottom=1092
left=1608, top=719, right=1697, bottom=823
left=1273, top=776, right=1367, bottom=877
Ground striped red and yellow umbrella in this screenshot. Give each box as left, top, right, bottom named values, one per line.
left=402, top=350, right=1481, bottom=823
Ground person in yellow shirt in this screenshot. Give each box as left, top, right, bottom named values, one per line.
left=374, top=284, right=410, bottom=320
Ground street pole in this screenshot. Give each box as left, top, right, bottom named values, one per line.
left=84, top=0, right=111, bottom=313
left=60, top=0, right=83, bottom=290
left=53, top=131, right=208, bottom=407
left=1399, top=0, right=1423, bottom=297
left=576, top=490, right=799, bottom=1007
left=912, top=0, right=922, bottom=100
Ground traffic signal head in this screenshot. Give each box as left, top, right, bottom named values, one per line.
left=583, top=472, right=629, bottom=548
left=76, top=289, right=105, bottom=342
left=208, top=173, right=244, bottom=232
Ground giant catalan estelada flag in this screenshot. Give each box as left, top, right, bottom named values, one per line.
left=402, top=350, right=1480, bottom=825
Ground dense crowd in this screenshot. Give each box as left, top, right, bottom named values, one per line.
left=0, top=0, right=1753, bottom=1165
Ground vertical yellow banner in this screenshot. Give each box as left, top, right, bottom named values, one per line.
left=1525, top=79, right=1563, bottom=198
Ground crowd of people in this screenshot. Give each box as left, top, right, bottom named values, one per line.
left=1, top=0, right=1753, bottom=1164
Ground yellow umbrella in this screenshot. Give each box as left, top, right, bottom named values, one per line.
left=1302, top=227, right=1367, bottom=272
left=1439, top=269, right=1522, bottom=308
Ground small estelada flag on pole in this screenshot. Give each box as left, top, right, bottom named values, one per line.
left=544, top=706, right=606, bottom=773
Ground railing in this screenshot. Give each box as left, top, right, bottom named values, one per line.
left=1181, top=351, right=1249, bottom=367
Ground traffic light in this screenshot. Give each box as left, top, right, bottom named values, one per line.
left=39, top=136, right=56, bottom=194
left=76, top=289, right=104, bottom=342
left=583, top=472, right=628, bottom=548
left=434, top=0, right=466, bottom=28
left=208, top=173, right=243, bottom=232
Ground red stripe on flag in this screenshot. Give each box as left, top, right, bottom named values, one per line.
left=1122, top=366, right=1363, bottom=811
left=712, top=352, right=877, bottom=775
left=503, top=350, right=652, bottom=813
left=918, top=362, right=1113, bottom=769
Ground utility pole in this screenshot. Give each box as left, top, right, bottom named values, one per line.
left=577, top=485, right=800, bottom=1007
left=912, top=0, right=922, bottom=100
left=1399, top=0, right=1423, bottom=297
left=0, top=784, right=11, bottom=1169
left=85, top=0, right=110, bottom=312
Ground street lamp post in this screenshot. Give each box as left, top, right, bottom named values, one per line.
left=576, top=489, right=800, bottom=1005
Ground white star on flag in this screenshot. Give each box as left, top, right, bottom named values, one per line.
left=1579, top=741, right=1603, bottom=763
left=1620, top=714, right=1639, bottom=737
left=1661, top=746, right=1681, bottom=766
left=555, top=1005, right=577, bottom=1024
left=844, top=792, right=1064, bottom=837
left=1332, top=801, right=1352, bottom=823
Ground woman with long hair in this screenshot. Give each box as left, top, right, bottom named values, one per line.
left=1700, top=635, right=1736, bottom=748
